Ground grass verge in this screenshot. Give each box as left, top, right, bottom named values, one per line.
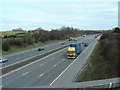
left=77, top=42, right=118, bottom=82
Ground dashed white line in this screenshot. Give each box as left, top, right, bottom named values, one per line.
left=39, top=73, right=44, bottom=77
left=1, top=47, right=68, bottom=78
left=40, top=64, right=44, bottom=67
left=53, top=64, right=57, bottom=67
left=1, top=36, right=93, bottom=78
left=49, top=40, right=97, bottom=86
left=52, top=58, right=55, bottom=60
left=62, top=59, right=65, bottom=61
left=22, top=72, right=29, bottom=76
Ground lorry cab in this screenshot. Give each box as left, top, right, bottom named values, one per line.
left=67, top=47, right=76, bottom=59
left=68, top=37, right=73, bottom=41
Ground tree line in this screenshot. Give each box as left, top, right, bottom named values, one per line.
left=2, top=26, right=101, bottom=51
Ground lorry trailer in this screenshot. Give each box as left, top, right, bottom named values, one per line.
left=67, top=43, right=82, bottom=59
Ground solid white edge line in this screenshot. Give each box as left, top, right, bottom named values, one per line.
left=49, top=39, right=97, bottom=86
left=1, top=36, right=90, bottom=69
left=1, top=45, right=64, bottom=69
left=73, top=39, right=98, bottom=82
left=85, top=40, right=98, bottom=60
left=1, top=36, right=93, bottom=78
left=1, top=47, right=68, bottom=78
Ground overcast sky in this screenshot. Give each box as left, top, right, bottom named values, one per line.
left=0, top=0, right=119, bottom=31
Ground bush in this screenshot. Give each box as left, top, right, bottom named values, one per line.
left=113, top=27, right=120, bottom=33
left=2, top=40, right=10, bottom=51
left=100, top=33, right=109, bottom=40
left=25, top=37, right=34, bottom=44
left=16, top=39, right=23, bottom=46
left=99, top=32, right=118, bottom=61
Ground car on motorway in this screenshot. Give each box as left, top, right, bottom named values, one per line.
left=38, top=48, right=44, bottom=51
left=74, top=39, right=77, bottom=41
left=83, top=35, right=86, bottom=37
left=95, top=35, right=98, bottom=38
left=84, top=43, right=88, bottom=47
left=61, top=42, right=65, bottom=45
left=0, top=57, right=8, bottom=63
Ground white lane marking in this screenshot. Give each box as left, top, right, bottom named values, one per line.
left=49, top=40, right=97, bottom=86
left=53, top=64, right=57, bottom=67
left=1, top=47, right=68, bottom=78
left=62, top=59, right=65, bottom=61
left=22, top=72, right=29, bottom=76
left=52, top=58, right=55, bottom=60
left=1, top=42, right=66, bottom=69
left=39, top=73, right=44, bottom=77
left=2, top=35, right=92, bottom=69
left=1, top=36, right=94, bottom=78
left=40, top=64, right=44, bottom=67
left=85, top=40, right=98, bottom=60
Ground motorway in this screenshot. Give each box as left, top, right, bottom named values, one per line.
left=2, top=35, right=92, bottom=68
left=1, top=35, right=98, bottom=88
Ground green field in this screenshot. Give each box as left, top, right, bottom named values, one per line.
left=1, top=31, right=26, bottom=36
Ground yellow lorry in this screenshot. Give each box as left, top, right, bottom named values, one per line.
left=68, top=37, right=73, bottom=41
left=67, top=43, right=82, bottom=59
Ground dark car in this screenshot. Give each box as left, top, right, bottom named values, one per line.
left=0, top=57, right=8, bottom=63
left=83, top=35, right=86, bottom=37
left=38, top=48, right=44, bottom=51
left=84, top=43, right=88, bottom=47
left=61, top=42, right=65, bottom=45
left=82, top=42, right=85, bottom=44
left=74, top=39, right=77, bottom=41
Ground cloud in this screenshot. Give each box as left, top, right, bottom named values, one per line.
left=0, top=0, right=118, bottom=31
left=0, top=0, right=119, bottom=2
